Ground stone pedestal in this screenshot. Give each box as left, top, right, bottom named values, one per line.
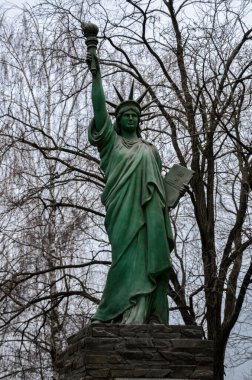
left=57, top=324, right=213, bottom=379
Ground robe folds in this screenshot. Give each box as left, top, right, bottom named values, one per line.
left=88, top=116, right=173, bottom=323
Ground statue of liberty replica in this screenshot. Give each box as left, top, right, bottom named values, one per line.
left=84, top=23, right=175, bottom=325
left=57, top=24, right=211, bottom=380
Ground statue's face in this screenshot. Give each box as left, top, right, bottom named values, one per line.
left=119, top=109, right=139, bottom=134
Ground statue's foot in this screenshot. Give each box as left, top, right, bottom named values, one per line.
left=148, top=316, right=162, bottom=325
left=91, top=319, right=103, bottom=324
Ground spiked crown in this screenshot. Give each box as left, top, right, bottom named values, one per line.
left=106, top=80, right=154, bottom=119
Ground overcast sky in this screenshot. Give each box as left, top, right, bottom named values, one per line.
left=0, top=0, right=37, bottom=8
left=0, top=0, right=36, bottom=4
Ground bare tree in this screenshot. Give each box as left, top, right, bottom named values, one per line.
left=0, top=6, right=108, bottom=379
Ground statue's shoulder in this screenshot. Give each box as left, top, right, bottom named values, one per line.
left=141, top=138, right=153, bottom=146
left=142, top=139, right=158, bottom=152
left=141, top=139, right=161, bottom=168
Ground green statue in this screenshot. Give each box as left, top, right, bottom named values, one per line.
left=84, top=23, right=174, bottom=324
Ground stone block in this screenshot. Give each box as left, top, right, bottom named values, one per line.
left=85, top=337, right=121, bottom=351
left=85, top=354, right=124, bottom=365
left=92, top=325, right=120, bottom=337
left=67, top=326, right=92, bottom=345
left=119, top=349, right=153, bottom=361
left=123, top=337, right=154, bottom=349
left=192, top=368, right=214, bottom=379
left=158, top=350, right=195, bottom=365
left=110, top=369, right=134, bottom=377
left=86, top=368, right=110, bottom=377
left=119, top=325, right=150, bottom=337
left=71, top=355, right=86, bottom=370
left=145, top=368, right=173, bottom=377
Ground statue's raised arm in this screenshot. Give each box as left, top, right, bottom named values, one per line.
left=82, top=22, right=108, bottom=131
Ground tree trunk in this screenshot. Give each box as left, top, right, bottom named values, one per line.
left=214, top=335, right=227, bottom=380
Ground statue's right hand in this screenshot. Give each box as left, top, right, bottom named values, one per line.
left=86, top=52, right=92, bottom=68
left=86, top=51, right=100, bottom=76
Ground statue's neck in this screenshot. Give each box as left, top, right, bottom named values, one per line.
left=120, top=130, right=138, bottom=139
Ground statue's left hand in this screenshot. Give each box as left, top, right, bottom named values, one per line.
left=179, top=184, right=189, bottom=197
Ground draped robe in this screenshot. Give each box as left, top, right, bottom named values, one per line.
left=89, top=116, right=173, bottom=323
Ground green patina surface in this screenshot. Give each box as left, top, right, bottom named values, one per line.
left=84, top=23, right=173, bottom=324
left=89, top=117, right=173, bottom=323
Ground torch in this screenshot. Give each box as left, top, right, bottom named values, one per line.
left=81, top=22, right=99, bottom=76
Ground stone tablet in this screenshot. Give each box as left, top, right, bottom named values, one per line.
left=164, top=164, right=195, bottom=208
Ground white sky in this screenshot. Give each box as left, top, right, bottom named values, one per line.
left=0, top=0, right=36, bottom=4
left=0, top=0, right=37, bottom=8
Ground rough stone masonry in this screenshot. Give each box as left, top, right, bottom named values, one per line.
left=57, top=324, right=213, bottom=379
